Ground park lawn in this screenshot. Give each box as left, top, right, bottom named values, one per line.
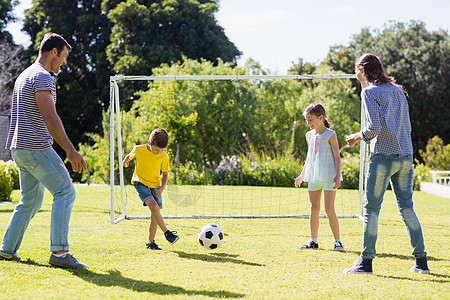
left=0, top=185, right=448, bottom=299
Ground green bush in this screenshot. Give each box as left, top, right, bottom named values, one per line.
left=413, top=160, right=432, bottom=190
left=176, top=161, right=205, bottom=185
left=0, top=161, right=14, bottom=201
left=3, top=160, right=19, bottom=190
left=209, top=154, right=301, bottom=187
left=341, top=152, right=360, bottom=189
left=419, top=135, right=450, bottom=170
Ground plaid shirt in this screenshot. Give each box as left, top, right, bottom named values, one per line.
left=360, top=83, right=413, bottom=156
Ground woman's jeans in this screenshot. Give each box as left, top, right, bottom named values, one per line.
left=0, top=148, right=75, bottom=256
left=361, top=153, right=426, bottom=260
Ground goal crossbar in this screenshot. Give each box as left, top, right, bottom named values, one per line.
left=109, top=74, right=367, bottom=224
left=111, top=74, right=356, bottom=82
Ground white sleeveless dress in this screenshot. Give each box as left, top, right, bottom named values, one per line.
left=303, top=128, right=337, bottom=183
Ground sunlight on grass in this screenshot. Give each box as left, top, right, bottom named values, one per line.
left=0, top=186, right=448, bottom=299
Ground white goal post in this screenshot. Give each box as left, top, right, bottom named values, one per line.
left=109, top=74, right=368, bottom=224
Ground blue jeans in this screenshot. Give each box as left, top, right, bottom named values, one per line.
left=361, top=153, right=426, bottom=259
left=133, top=182, right=163, bottom=209
left=0, top=148, right=76, bottom=255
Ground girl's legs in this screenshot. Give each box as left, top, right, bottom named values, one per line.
left=308, top=190, right=322, bottom=239
left=145, top=197, right=168, bottom=241
left=324, top=190, right=340, bottom=240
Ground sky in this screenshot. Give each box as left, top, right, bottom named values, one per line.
left=7, top=0, right=450, bottom=74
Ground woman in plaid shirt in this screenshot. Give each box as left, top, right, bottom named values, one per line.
left=343, top=53, right=429, bottom=275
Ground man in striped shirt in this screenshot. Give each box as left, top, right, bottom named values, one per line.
left=0, top=33, right=88, bottom=268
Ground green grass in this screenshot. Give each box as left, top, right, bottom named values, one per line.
left=0, top=186, right=449, bottom=299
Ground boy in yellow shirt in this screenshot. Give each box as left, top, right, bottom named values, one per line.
left=123, top=128, right=179, bottom=250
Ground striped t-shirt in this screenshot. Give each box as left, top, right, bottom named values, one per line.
left=6, top=63, right=56, bottom=150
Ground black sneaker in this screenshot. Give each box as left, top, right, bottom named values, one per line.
left=411, top=256, right=430, bottom=274
left=49, top=253, right=88, bottom=269
left=300, top=240, right=319, bottom=250
left=0, top=254, right=24, bottom=262
left=334, top=241, right=345, bottom=252
left=146, top=242, right=162, bottom=250
left=343, top=258, right=373, bottom=274
left=164, top=230, right=179, bottom=244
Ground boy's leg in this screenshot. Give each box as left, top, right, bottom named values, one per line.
left=308, top=190, right=322, bottom=239
left=324, top=190, right=340, bottom=240
left=148, top=213, right=158, bottom=242
left=144, top=197, right=168, bottom=233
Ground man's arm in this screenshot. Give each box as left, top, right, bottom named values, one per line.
left=36, top=90, right=86, bottom=173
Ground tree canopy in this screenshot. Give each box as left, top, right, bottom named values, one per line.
left=106, top=0, right=241, bottom=75
left=0, top=0, right=16, bottom=42
left=19, top=0, right=241, bottom=160
left=323, top=21, right=449, bottom=156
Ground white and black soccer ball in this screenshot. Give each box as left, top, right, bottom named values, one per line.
left=198, top=224, right=224, bottom=249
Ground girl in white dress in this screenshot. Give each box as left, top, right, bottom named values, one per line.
left=295, top=103, right=344, bottom=251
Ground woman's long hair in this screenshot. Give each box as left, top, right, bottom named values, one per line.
left=356, top=53, right=407, bottom=95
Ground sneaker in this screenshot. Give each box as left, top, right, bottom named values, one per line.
left=164, top=230, right=179, bottom=244
left=343, top=258, right=373, bottom=274
left=49, top=253, right=88, bottom=269
left=411, top=256, right=430, bottom=274
left=146, top=242, right=162, bottom=250
left=334, top=241, right=345, bottom=252
left=300, top=240, right=319, bottom=250
left=0, top=253, right=24, bottom=262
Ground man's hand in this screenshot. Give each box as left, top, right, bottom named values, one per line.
left=67, top=150, right=86, bottom=173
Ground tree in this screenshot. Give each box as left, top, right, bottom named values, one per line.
left=21, top=0, right=242, bottom=160
left=79, top=58, right=360, bottom=183
left=323, top=21, right=449, bottom=158
left=22, top=0, right=114, bottom=159
left=106, top=0, right=241, bottom=75
left=0, top=39, right=27, bottom=113
left=0, top=0, right=17, bottom=42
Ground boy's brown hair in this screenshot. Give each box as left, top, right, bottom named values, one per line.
left=149, top=129, right=169, bottom=148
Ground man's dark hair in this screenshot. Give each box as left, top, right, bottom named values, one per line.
left=149, top=128, right=169, bottom=148
left=39, top=32, right=72, bottom=55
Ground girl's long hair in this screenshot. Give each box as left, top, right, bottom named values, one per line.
left=303, top=103, right=330, bottom=128
left=356, top=53, right=407, bottom=95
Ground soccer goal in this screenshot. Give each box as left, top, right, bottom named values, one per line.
left=109, top=74, right=368, bottom=224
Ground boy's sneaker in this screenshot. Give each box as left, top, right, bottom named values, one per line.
left=0, top=254, right=24, bottom=262
left=334, top=241, right=345, bottom=252
left=164, top=230, right=179, bottom=244
left=146, top=242, right=162, bottom=250
left=300, top=240, right=318, bottom=250
left=49, top=253, right=88, bottom=269
left=343, top=258, right=373, bottom=274
left=411, top=256, right=430, bottom=274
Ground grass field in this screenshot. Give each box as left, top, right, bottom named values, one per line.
left=0, top=185, right=449, bottom=299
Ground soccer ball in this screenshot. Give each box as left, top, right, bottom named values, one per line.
left=198, top=224, right=224, bottom=249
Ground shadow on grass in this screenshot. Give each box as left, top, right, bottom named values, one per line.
left=375, top=273, right=450, bottom=283
left=344, top=250, right=446, bottom=262
left=19, top=259, right=244, bottom=298
left=172, top=251, right=265, bottom=266
left=66, top=268, right=245, bottom=298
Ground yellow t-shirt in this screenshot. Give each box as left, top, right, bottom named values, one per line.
left=128, top=144, right=170, bottom=188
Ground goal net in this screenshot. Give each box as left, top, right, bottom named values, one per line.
left=109, top=74, right=368, bottom=224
